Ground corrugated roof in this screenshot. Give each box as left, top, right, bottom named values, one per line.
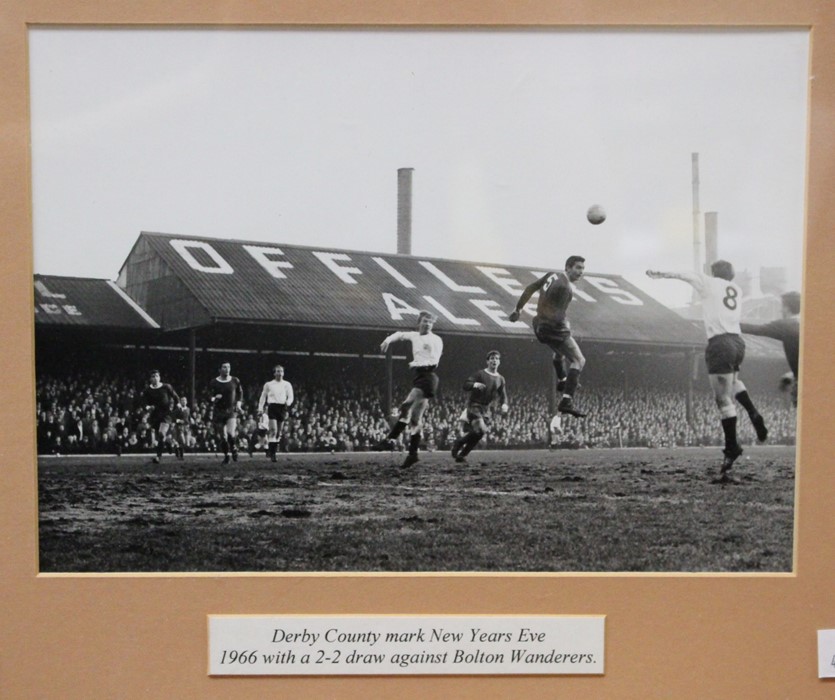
left=120, top=232, right=706, bottom=345
left=34, top=275, right=158, bottom=329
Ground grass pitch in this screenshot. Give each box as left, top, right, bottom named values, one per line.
left=38, top=446, right=795, bottom=573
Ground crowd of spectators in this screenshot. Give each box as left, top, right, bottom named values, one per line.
left=35, top=366, right=798, bottom=457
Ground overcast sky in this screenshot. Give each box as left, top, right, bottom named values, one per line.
left=28, top=28, right=809, bottom=307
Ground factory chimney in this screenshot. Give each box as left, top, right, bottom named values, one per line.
left=691, top=153, right=701, bottom=303
left=397, top=167, right=414, bottom=255
left=704, top=211, right=718, bottom=273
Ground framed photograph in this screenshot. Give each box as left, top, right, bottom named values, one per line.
left=3, top=1, right=834, bottom=697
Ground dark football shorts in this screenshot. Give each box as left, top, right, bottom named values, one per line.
left=533, top=317, right=571, bottom=350
left=150, top=410, right=172, bottom=430
left=213, top=408, right=236, bottom=425
left=412, top=366, right=440, bottom=398
left=267, top=403, right=288, bottom=421
left=465, top=403, right=491, bottom=424
left=705, top=333, right=746, bottom=374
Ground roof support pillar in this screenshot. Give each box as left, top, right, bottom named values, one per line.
left=385, top=346, right=393, bottom=416
left=686, top=349, right=698, bottom=425
left=188, top=329, right=197, bottom=408
left=548, top=353, right=557, bottom=416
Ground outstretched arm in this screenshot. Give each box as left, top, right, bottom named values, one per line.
left=645, top=270, right=704, bottom=294
left=508, top=274, right=549, bottom=323
left=380, top=331, right=405, bottom=352
left=740, top=320, right=786, bottom=340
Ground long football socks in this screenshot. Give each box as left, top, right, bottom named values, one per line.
left=563, top=368, right=581, bottom=398
left=408, top=430, right=421, bottom=456
left=721, top=416, right=738, bottom=453
left=386, top=419, right=408, bottom=441
left=453, top=430, right=483, bottom=460
left=553, top=356, right=567, bottom=391
left=461, top=430, right=484, bottom=457
left=735, top=389, right=768, bottom=442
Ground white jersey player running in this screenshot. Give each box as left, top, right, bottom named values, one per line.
left=257, top=364, right=294, bottom=462
left=373, top=311, right=443, bottom=468
left=647, top=260, right=768, bottom=482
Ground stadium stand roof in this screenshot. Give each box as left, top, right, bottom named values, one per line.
left=34, top=275, right=159, bottom=329
left=115, top=232, right=706, bottom=347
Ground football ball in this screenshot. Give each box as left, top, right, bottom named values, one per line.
left=587, top=204, right=606, bottom=225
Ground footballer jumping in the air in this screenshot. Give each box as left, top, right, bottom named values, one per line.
left=647, top=260, right=768, bottom=482
left=509, top=255, right=587, bottom=417
left=374, top=310, right=443, bottom=468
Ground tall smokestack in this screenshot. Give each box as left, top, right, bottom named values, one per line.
left=397, top=167, right=414, bottom=255
left=704, top=211, right=718, bottom=273
left=691, top=154, right=702, bottom=271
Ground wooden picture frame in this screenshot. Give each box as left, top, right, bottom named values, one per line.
left=3, top=2, right=833, bottom=697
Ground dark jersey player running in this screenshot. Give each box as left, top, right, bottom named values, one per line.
left=140, top=370, right=180, bottom=464
left=210, top=362, right=244, bottom=464
left=451, top=350, right=509, bottom=462
left=508, top=255, right=587, bottom=417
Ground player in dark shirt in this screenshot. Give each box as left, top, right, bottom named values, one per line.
left=509, top=255, right=587, bottom=417
left=451, top=350, right=509, bottom=462
left=741, top=291, right=800, bottom=405
left=210, top=362, right=244, bottom=464
left=140, top=369, right=179, bottom=464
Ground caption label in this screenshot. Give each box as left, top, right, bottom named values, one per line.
left=818, top=629, right=835, bottom=679
left=209, top=615, right=605, bottom=676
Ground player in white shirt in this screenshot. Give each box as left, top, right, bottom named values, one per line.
left=257, top=364, right=294, bottom=462
left=647, top=260, right=768, bottom=482
left=374, top=311, right=444, bottom=468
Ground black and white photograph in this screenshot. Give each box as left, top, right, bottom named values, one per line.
left=29, top=27, right=807, bottom=573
